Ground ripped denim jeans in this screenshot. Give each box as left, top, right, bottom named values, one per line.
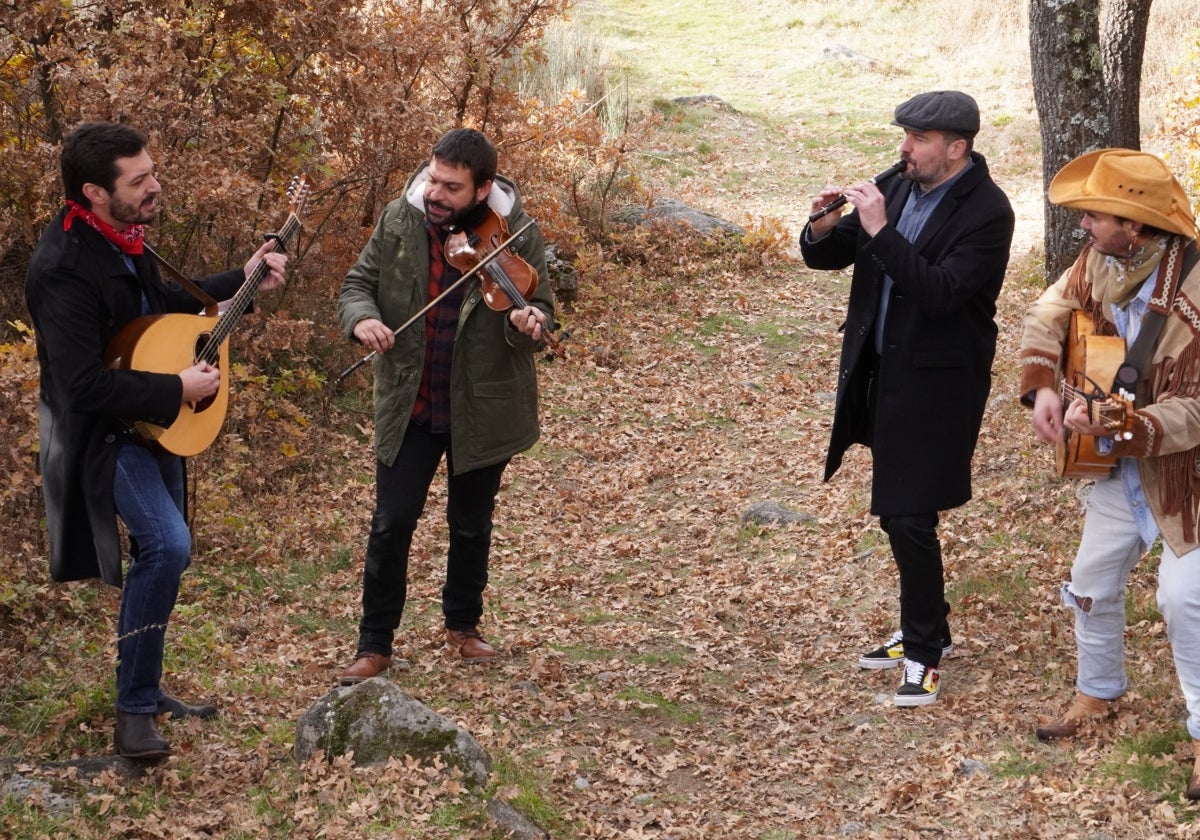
left=1067, top=476, right=1200, bottom=739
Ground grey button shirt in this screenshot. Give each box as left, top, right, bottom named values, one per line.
left=875, top=159, right=975, bottom=353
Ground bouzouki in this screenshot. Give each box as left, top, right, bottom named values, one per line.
left=104, top=174, right=311, bottom=456
left=1056, top=309, right=1134, bottom=478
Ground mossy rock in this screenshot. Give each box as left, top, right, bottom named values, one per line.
left=295, top=677, right=491, bottom=787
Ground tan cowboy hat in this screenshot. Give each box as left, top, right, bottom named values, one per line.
left=1049, top=148, right=1198, bottom=239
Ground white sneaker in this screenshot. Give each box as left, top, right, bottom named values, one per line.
left=894, top=659, right=940, bottom=707
left=857, top=630, right=954, bottom=670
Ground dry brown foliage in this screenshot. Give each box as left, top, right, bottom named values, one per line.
left=4, top=185, right=1200, bottom=836
left=0, top=0, right=628, bottom=330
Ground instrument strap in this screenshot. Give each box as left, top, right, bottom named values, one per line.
left=144, top=244, right=220, bottom=316
left=1114, top=237, right=1200, bottom=404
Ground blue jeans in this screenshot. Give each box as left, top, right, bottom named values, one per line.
left=112, top=442, right=191, bottom=714
left=357, top=422, right=508, bottom=657
left=1068, top=476, right=1200, bottom=739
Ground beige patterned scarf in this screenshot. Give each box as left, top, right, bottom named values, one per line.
left=1096, top=235, right=1169, bottom=313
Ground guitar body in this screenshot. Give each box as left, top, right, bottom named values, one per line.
left=1056, top=310, right=1126, bottom=478
left=104, top=313, right=230, bottom=457
left=100, top=173, right=308, bottom=457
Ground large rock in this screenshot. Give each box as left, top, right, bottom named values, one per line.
left=545, top=243, right=578, bottom=304
left=295, top=678, right=491, bottom=788
left=612, top=198, right=743, bottom=237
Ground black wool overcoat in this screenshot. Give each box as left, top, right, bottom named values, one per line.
left=800, top=152, right=1015, bottom=516
left=25, top=211, right=245, bottom=586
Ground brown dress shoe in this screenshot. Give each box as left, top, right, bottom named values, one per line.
left=115, top=710, right=170, bottom=761
left=446, top=628, right=499, bottom=663
left=1035, top=692, right=1113, bottom=741
left=1187, top=740, right=1200, bottom=801
left=338, top=651, right=393, bottom=685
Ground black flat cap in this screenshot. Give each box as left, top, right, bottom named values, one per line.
left=891, top=90, right=980, bottom=137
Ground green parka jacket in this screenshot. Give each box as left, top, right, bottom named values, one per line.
left=336, top=165, right=553, bottom=472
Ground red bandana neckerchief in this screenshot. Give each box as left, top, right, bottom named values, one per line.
left=63, top=200, right=145, bottom=256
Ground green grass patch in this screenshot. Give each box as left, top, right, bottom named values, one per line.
left=488, top=752, right=567, bottom=833
left=991, top=746, right=1046, bottom=778
left=947, top=564, right=1036, bottom=604
left=1126, top=590, right=1163, bottom=627
left=1100, top=727, right=1190, bottom=794
left=629, top=647, right=692, bottom=667
left=0, top=797, right=76, bottom=838
left=552, top=642, right=622, bottom=660
left=747, top=315, right=817, bottom=349
left=615, top=686, right=701, bottom=724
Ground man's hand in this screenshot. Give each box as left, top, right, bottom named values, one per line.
left=1031, top=386, right=1065, bottom=443
left=509, top=305, right=547, bottom=340
left=179, top=361, right=220, bottom=404
left=840, top=181, right=887, bottom=236
left=244, top=238, right=288, bottom=291
left=1063, top=397, right=1114, bottom=438
left=352, top=317, right=395, bottom=355
left=807, top=186, right=845, bottom=239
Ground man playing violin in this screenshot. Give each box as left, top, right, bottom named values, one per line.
left=1020, top=149, right=1200, bottom=799
left=336, top=127, right=554, bottom=683
left=800, top=91, right=1014, bottom=706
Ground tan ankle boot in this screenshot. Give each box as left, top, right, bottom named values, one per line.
left=1034, top=692, right=1112, bottom=741
left=1187, top=741, right=1200, bottom=800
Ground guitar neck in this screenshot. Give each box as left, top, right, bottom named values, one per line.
left=198, top=213, right=300, bottom=363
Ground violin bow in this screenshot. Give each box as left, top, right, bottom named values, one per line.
left=332, top=218, right=536, bottom=387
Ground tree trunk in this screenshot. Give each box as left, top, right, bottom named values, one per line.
left=1029, top=0, right=1110, bottom=280
left=1102, top=0, right=1154, bottom=150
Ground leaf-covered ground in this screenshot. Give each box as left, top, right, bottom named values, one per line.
left=6, top=1, right=1200, bottom=837
left=3, top=178, right=1198, bottom=838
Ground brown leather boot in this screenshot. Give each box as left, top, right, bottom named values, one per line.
left=1187, top=740, right=1200, bottom=801
left=338, top=651, right=393, bottom=685
left=115, top=710, right=170, bottom=760
left=1035, top=692, right=1113, bottom=741
left=446, top=628, right=499, bottom=663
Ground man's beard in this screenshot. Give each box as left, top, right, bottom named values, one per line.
left=110, top=194, right=158, bottom=226
left=425, top=195, right=484, bottom=229
left=902, top=159, right=950, bottom=189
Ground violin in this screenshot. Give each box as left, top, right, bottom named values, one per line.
left=333, top=217, right=541, bottom=386
left=445, top=208, right=562, bottom=354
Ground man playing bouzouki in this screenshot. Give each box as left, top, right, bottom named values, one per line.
left=1019, top=149, right=1200, bottom=798
left=24, top=122, right=287, bottom=760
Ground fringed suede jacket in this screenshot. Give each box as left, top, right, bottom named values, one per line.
left=1020, top=236, right=1200, bottom=554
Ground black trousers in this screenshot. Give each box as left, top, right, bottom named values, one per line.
left=880, top=512, right=951, bottom=667
left=864, top=349, right=950, bottom=667
left=357, top=422, right=509, bottom=656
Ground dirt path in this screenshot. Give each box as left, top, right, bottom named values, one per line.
left=512, top=3, right=1200, bottom=837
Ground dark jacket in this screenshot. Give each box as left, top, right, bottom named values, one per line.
left=336, top=167, right=553, bottom=473
left=25, top=210, right=245, bottom=585
left=801, top=152, right=1015, bottom=515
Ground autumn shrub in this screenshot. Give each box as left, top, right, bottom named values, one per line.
left=0, top=0, right=646, bottom=333
left=0, top=0, right=646, bottom=632
left=1160, top=38, right=1200, bottom=210
left=0, top=325, right=40, bottom=526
